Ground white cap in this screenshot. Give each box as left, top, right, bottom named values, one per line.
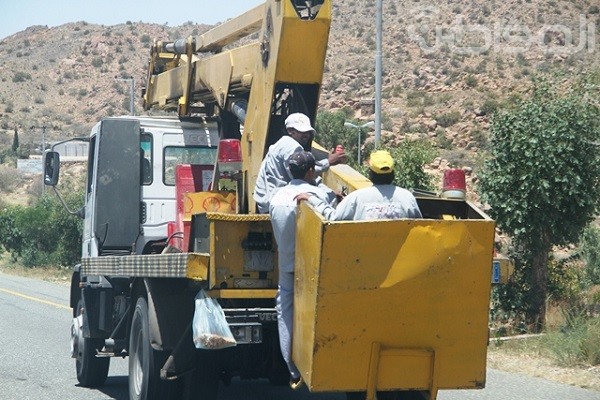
left=285, top=113, right=315, bottom=134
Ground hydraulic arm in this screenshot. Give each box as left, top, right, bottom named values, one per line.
left=143, top=0, right=330, bottom=213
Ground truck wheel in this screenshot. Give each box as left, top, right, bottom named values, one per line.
left=72, top=300, right=110, bottom=387
left=129, top=297, right=180, bottom=400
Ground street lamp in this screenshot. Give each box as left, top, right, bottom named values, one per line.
left=344, top=121, right=375, bottom=165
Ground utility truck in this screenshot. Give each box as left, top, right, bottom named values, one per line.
left=45, top=1, right=503, bottom=399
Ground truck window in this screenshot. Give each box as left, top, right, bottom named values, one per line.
left=141, top=134, right=152, bottom=185
left=163, top=146, right=217, bottom=186
left=87, top=136, right=96, bottom=195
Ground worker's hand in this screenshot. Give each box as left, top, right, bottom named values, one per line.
left=294, top=192, right=313, bottom=205
left=333, top=190, right=345, bottom=203
left=328, top=149, right=347, bottom=166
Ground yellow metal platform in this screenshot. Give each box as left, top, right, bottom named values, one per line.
left=293, top=202, right=495, bottom=399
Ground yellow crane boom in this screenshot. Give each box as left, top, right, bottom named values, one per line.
left=143, top=0, right=331, bottom=213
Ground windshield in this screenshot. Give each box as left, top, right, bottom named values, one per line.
left=163, top=147, right=217, bottom=185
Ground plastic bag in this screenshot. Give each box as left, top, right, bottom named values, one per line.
left=192, top=289, right=237, bottom=350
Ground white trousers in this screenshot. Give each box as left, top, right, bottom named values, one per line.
left=276, top=271, right=300, bottom=379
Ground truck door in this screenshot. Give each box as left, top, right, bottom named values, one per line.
left=90, top=119, right=142, bottom=255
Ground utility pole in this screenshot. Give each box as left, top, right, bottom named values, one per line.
left=116, top=76, right=135, bottom=115
left=42, top=124, right=46, bottom=195
left=375, top=0, right=382, bottom=147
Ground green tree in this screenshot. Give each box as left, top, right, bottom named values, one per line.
left=11, top=128, right=19, bottom=153
left=12, top=128, right=19, bottom=153
left=388, top=140, right=436, bottom=190
left=479, top=82, right=600, bottom=331
left=316, top=110, right=369, bottom=170
left=316, top=110, right=436, bottom=188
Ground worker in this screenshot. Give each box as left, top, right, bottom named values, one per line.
left=296, top=150, right=423, bottom=220
left=253, top=112, right=346, bottom=213
left=269, top=150, right=336, bottom=390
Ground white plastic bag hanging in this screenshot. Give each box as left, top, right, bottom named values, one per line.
left=192, top=289, right=237, bottom=350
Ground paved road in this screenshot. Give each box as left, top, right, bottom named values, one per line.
left=0, top=271, right=598, bottom=400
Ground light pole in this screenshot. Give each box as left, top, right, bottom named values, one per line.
left=344, top=121, right=375, bottom=165
left=375, top=0, right=382, bottom=147
left=116, top=76, right=135, bottom=115
left=42, top=124, right=46, bottom=194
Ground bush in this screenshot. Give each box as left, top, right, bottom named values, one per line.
left=465, top=74, right=478, bottom=88
left=389, top=139, right=436, bottom=190
left=316, top=110, right=364, bottom=169
left=580, top=224, right=600, bottom=284
left=436, top=111, right=461, bottom=127
left=12, top=71, right=31, bottom=82
left=0, top=192, right=83, bottom=267
left=481, top=99, right=499, bottom=116
left=544, top=315, right=600, bottom=367
left=91, top=57, right=103, bottom=68
left=0, top=165, right=21, bottom=192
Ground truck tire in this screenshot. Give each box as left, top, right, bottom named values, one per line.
left=73, top=300, right=110, bottom=387
left=129, top=297, right=180, bottom=400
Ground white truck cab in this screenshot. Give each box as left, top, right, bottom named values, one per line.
left=78, top=116, right=219, bottom=257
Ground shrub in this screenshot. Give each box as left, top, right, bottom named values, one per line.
left=435, top=130, right=453, bottom=150
left=12, top=71, right=31, bottom=82
left=389, top=139, right=437, bottom=190
left=0, top=191, right=83, bottom=267
left=91, top=57, right=103, bottom=68
left=0, top=165, right=21, bottom=192
left=465, top=74, right=478, bottom=88
left=543, top=315, right=600, bottom=367
left=481, top=98, right=499, bottom=116
left=436, top=111, right=461, bottom=127
left=580, top=224, right=600, bottom=284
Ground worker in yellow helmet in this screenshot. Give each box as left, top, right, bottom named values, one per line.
left=296, top=150, right=422, bottom=220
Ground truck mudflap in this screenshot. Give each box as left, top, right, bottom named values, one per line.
left=293, top=202, right=495, bottom=399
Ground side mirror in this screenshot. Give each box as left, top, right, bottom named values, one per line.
left=44, top=151, right=60, bottom=186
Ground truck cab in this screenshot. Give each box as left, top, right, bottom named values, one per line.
left=80, top=116, right=219, bottom=258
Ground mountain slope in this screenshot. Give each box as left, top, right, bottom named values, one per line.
left=0, top=0, right=598, bottom=161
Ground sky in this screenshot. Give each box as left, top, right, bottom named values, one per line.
left=1, top=0, right=264, bottom=40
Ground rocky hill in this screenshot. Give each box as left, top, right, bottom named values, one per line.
left=0, top=0, right=599, bottom=202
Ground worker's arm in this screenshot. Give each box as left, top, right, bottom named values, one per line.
left=295, top=191, right=356, bottom=221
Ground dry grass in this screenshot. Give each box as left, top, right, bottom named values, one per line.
left=0, top=254, right=71, bottom=285
left=488, top=337, right=600, bottom=391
